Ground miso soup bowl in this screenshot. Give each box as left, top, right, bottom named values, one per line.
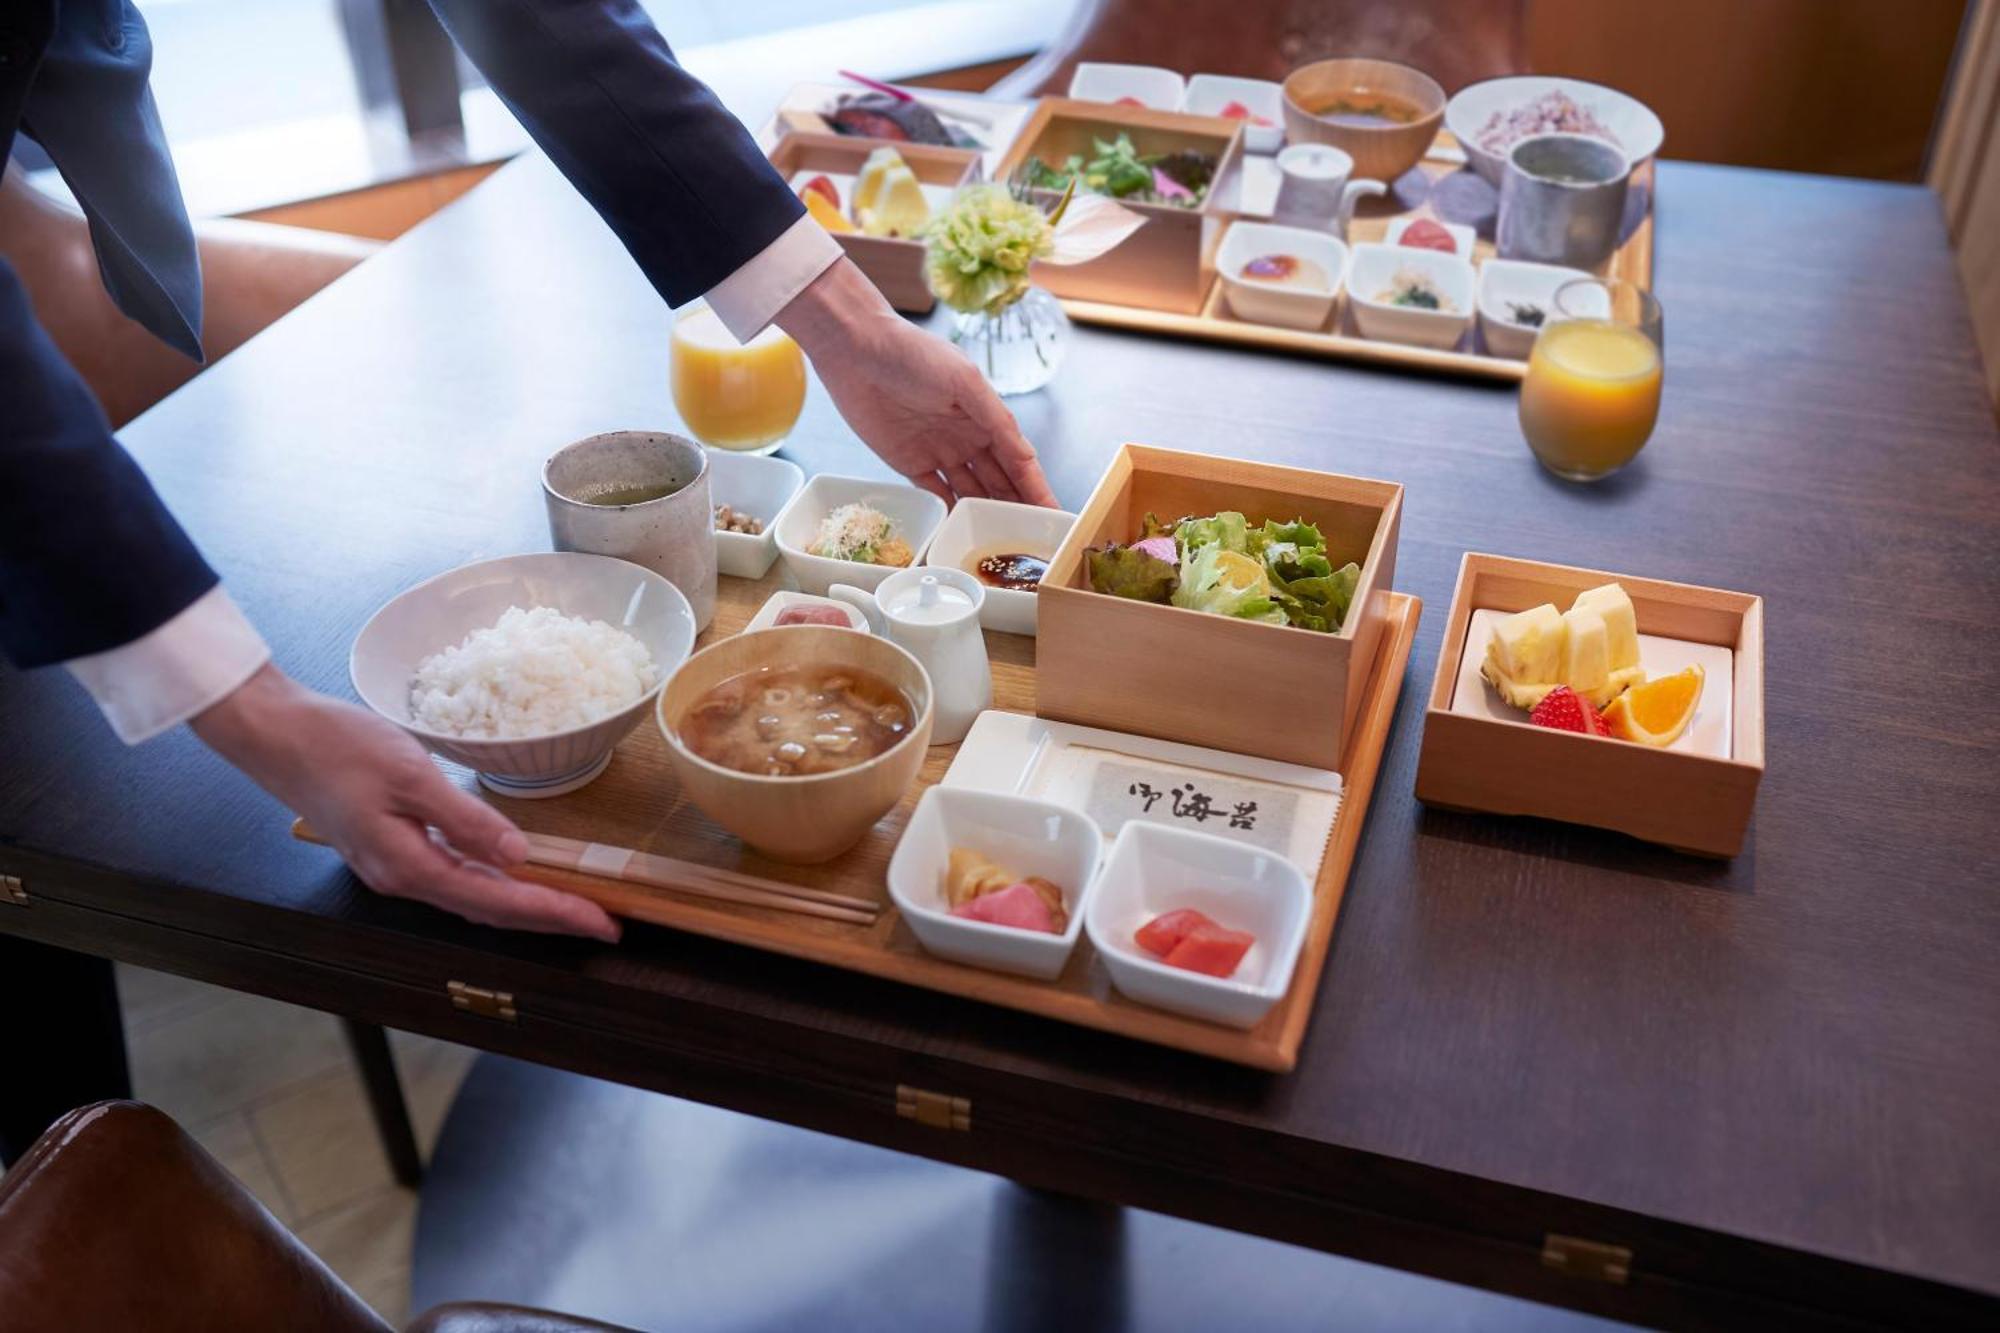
left=656, top=625, right=934, bottom=864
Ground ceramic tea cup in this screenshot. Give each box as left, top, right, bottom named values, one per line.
left=543, top=430, right=717, bottom=632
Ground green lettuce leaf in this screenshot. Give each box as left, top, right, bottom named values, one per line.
left=1172, top=543, right=1285, bottom=624
left=1175, top=511, right=1250, bottom=557
left=1086, top=543, right=1177, bottom=602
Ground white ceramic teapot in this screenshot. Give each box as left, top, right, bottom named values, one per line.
left=830, top=568, right=992, bottom=745
left=1271, top=143, right=1387, bottom=240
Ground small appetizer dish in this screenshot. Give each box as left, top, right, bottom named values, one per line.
left=1475, top=258, right=1591, bottom=359
left=657, top=624, right=933, bottom=862
left=887, top=787, right=1103, bottom=980
left=1085, top=821, right=1311, bottom=1028
left=1347, top=242, right=1476, bottom=350
left=921, top=497, right=1078, bottom=636
left=1384, top=214, right=1476, bottom=258
left=1445, top=75, right=1664, bottom=187
left=705, top=448, right=803, bottom=579
left=774, top=473, right=947, bottom=595
left=352, top=553, right=697, bottom=798
left=1216, top=221, right=1347, bottom=331
left=1183, top=74, right=1284, bottom=154
left=742, top=589, right=870, bottom=634
left=1065, top=62, right=1187, bottom=112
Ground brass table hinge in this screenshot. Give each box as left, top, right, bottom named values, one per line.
left=0, top=874, right=26, bottom=905
left=896, top=1084, right=971, bottom=1132
left=447, top=980, right=517, bottom=1022
left=1542, top=1233, right=1632, bottom=1284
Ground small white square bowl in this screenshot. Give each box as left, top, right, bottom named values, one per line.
left=1347, top=243, right=1477, bottom=350
left=742, top=589, right=870, bottom=633
left=1216, top=221, right=1347, bottom=332
left=887, top=787, right=1103, bottom=980
left=1066, top=62, right=1186, bottom=111
left=1183, top=74, right=1284, bottom=154
left=921, top=498, right=1077, bottom=637
left=707, top=449, right=804, bottom=579
left=774, top=474, right=947, bottom=596
left=1084, top=821, right=1311, bottom=1029
left=1383, top=215, right=1478, bottom=259
left=1476, top=258, right=1592, bottom=359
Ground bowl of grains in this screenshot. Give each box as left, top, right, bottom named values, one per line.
left=1445, top=76, right=1662, bottom=187
left=352, top=552, right=697, bottom=797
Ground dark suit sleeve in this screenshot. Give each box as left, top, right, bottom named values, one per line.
left=0, top=257, right=218, bottom=669
left=424, top=0, right=805, bottom=306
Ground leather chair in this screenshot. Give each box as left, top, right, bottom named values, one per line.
left=989, top=0, right=1529, bottom=100
left=0, top=162, right=380, bottom=428
left=0, top=1101, right=638, bottom=1333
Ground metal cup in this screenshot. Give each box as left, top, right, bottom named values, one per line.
left=1497, top=133, right=1631, bottom=270
left=542, top=431, right=717, bottom=632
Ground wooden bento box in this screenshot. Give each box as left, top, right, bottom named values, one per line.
left=1415, top=553, right=1766, bottom=857
left=766, top=130, right=982, bottom=313
left=995, top=99, right=1247, bottom=315
left=1037, top=444, right=1402, bottom=769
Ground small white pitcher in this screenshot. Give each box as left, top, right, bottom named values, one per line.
left=1271, top=143, right=1387, bottom=239
left=830, top=568, right=992, bottom=746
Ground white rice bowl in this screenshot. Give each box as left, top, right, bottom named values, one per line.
left=410, top=605, right=659, bottom=739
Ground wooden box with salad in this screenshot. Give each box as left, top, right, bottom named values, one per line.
left=1037, top=445, right=1402, bottom=769
left=994, top=99, right=1247, bottom=314
left=766, top=130, right=983, bottom=314
left=1415, top=553, right=1765, bottom=856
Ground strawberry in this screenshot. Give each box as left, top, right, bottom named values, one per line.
left=1529, top=685, right=1610, bottom=736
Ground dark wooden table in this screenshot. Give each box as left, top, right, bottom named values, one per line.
left=4, top=152, right=1996, bottom=1330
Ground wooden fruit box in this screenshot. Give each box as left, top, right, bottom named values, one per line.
left=1414, top=553, right=1764, bottom=857
left=1056, top=130, right=1657, bottom=382
left=1038, top=444, right=1402, bottom=770
left=994, top=98, right=1248, bottom=315
left=392, top=565, right=1418, bottom=1073
left=766, top=130, right=983, bottom=314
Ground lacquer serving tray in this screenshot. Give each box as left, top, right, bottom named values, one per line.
left=1058, top=130, right=1657, bottom=383
left=403, top=567, right=1418, bottom=1072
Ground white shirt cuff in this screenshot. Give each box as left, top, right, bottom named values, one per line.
left=64, top=586, right=273, bottom=745
left=702, top=214, right=843, bottom=342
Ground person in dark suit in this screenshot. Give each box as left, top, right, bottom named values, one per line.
left=0, top=0, right=1056, bottom=1160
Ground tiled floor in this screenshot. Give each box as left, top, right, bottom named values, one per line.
left=118, top=962, right=477, bottom=1325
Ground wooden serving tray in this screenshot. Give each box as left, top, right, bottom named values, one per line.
left=448, top=569, right=1420, bottom=1072
left=1059, top=131, right=1657, bottom=383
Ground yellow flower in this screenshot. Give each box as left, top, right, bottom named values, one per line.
left=923, top=185, right=1056, bottom=315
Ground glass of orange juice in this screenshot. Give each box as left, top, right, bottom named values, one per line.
left=670, top=304, right=807, bottom=456
left=1518, top=279, right=1663, bottom=482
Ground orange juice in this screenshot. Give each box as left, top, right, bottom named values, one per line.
left=670, top=306, right=806, bottom=454
left=1518, top=318, right=1662, bottom=481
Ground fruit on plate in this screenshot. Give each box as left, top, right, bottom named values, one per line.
left=1481, top=582, right=1643, bottom=711
left=1603, top=663, right=1705, bottom=747
left=802, top=188, right=854, bottom=234
left=1399, top=218, right=1458, bottom=253
left=853, top=145, right=929, bottom=237
left=800, top=174, right=840, bottom=209
left=1528, top=685, right=1611, bottom=736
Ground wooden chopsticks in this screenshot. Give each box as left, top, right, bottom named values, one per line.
left=289, top=819, right=880, bottom=926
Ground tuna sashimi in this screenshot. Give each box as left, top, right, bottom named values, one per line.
left=1163, top=923, right=1255, bottom=979
left=1135, top=908, right=1217, bottom=958
left=951, top=880, right=1061, bottom=934
left=775, top=605, right=852, bottom=627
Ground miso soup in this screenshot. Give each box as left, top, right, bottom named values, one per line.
left=1302, top=90, right=1425, bottom=128
left=680, top=664, right=912, bottom=777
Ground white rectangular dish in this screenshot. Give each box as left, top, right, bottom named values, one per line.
left=921, top=497, right=1077, bottom=636
left=938, top=710, right=1342, bottom=881
left=1450, top=606, right=1735, bottom=758
left=707, top=449, right=802, bottom=579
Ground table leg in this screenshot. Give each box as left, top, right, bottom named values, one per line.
left=339, top=1017, right=424, bottom=1188
left=0, top=937, right=130, bottom=1166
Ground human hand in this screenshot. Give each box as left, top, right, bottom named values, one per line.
left=191, top=665, right=620, bottom=942
left=776, top=258, right=1058, bottom=507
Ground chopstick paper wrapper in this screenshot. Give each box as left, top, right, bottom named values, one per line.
left=290, top=819, right=880, bottom=926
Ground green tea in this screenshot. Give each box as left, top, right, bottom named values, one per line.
left=582, top=481, right=681, bottom=506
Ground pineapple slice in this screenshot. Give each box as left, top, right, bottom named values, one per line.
left=1480, top=602, right=1565, bottom=710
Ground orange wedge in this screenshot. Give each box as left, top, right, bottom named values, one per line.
left=1603, top=664, right=1704, bottom=746
left=803, top=190, right=854, bottom=234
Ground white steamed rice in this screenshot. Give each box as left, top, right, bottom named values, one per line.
left=409, top=605, right=658, bottom=739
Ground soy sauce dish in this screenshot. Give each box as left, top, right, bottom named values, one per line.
left=922, top=497, right=1079, bottom=636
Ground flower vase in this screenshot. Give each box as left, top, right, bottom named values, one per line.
left=951, top=286, right=1071, bottom=396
